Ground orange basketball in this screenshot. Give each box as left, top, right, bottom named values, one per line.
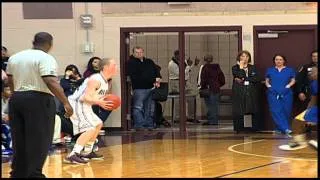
left=103, top=94, right=121, bottom=110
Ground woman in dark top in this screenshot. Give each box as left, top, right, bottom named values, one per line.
left=200, top=54, right=225, bottom=125
left=83, top=56, right=101, bottom=78
left=232, top=50, right=261, bottom=133
left=60, top=64, right=83, bottom=97
left=59, top=64, right=84, bottom=113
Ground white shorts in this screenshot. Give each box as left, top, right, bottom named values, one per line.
left=69, top=99, right=102, bottom=135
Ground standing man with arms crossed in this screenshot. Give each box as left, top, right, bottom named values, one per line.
left=6, top=32, right=73, bottom=178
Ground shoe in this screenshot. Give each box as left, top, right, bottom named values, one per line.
left=64, top=153, right=88, bottom=164
left=308, top=140, right=318, bottom=149
left=285, top=129, right=292, bottom=134
left=81, top=152, right=104, bottom=161
left=278, top=141, right=307, bottom=151
left=274, top=130, right=283, bottom=135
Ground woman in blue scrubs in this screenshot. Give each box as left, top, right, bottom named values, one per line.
left=265, top=54, right=296, bottom=135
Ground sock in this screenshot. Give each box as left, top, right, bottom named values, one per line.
left=83, top=141, right=94, bottom=155
left=69, top=144, right=84, bottom=156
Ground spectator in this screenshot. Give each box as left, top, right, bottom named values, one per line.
left=200, top=54, right=225, bottom=125
left=2, top=46, right=9, bottom=71
left=60, top=64, right=84, bottom=97
left=168, top=50, right=193, bottom=122
left=2, top=69, right=8, bottom=92
left=265, top=54, right=295, bottom=135
left=294, top=50, right=318, bottom=116
left=232, top=50, right=262, bottom=133
left=2, top=84, right=13, bottom=156
left=127, top=46, right=161, bottom=131
left=83, top=56, right=101, bottom=78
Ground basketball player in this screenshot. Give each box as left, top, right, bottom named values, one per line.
left=279, top=66, right=317, bottom=151
left=64, top=58, right=117, bottom=164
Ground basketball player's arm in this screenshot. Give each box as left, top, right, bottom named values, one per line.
left=83, top=79, right=113, bottom=110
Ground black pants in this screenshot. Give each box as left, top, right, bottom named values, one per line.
left=9, top=91, right=55, bottom=178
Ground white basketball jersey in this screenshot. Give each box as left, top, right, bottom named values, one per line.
left=68, top=73, right=109, bottom=102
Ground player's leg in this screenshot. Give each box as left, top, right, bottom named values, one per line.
left=279, top=111, right=307, bottom=150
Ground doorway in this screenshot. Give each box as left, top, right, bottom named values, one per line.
left=253, top=25, right=318, bottom=130
left=120, top=26, right=242, bottom=132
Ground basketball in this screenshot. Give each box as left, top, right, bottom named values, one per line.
left=103, top=94, right=121, bottom=110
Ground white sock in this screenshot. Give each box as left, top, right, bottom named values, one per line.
left=83, top=141, right=94, bottom=155
left=70, top=144, right=84, bottom=156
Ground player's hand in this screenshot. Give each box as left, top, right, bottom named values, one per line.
left=298, top=93, right=306, bottom=101
left=97, top=99, right=114, bottom=110
left=64, top=102, right=73, bottom=118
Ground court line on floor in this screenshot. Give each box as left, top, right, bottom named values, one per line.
left=227, top=139, right=317, bottom=162
left=215, top=160, right=283, bottom=178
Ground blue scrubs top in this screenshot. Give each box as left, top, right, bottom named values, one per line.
left=265, top=66, right=295, bottom=92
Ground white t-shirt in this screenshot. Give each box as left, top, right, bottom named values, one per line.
left=7, top=49, right=58, bottom=94
left=68, top=73, right=109, bottom=103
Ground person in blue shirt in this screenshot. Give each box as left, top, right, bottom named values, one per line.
left=279, top=66, right=318, bottom=150
left=265, top=54, right=296, bottom=135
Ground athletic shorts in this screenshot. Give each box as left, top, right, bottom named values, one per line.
left=69, top=99, right=103, bottom=135
left=295, top=106, right=318, bottom=123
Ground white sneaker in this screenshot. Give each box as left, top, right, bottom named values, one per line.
left=279, top=141, right=307, bottom=151
left=308, top=140, right=318, bottom=149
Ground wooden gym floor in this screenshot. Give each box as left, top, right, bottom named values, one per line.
left=1, top=124, right=318, bottom=178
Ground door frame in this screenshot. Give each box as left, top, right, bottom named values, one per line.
left=120, top=26, right=243, bottom=132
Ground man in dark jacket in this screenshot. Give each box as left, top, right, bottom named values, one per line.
left=127, top=46, right=161, bottom=131
left=294, top=50, right=318, bottom=115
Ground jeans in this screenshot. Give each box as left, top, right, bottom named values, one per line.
left=204, top=93, right=219, bottom=124
left=132, top=88, right=155, bottom=128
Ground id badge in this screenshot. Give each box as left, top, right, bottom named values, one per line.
left=244, top=81, right=249, bottom=85
left=307, top=67, right=312, bottom=72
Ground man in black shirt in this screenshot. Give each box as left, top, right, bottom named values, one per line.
left=294, top=50, right=318, bottom=115
left=127, top=46, right=161, bottom=131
